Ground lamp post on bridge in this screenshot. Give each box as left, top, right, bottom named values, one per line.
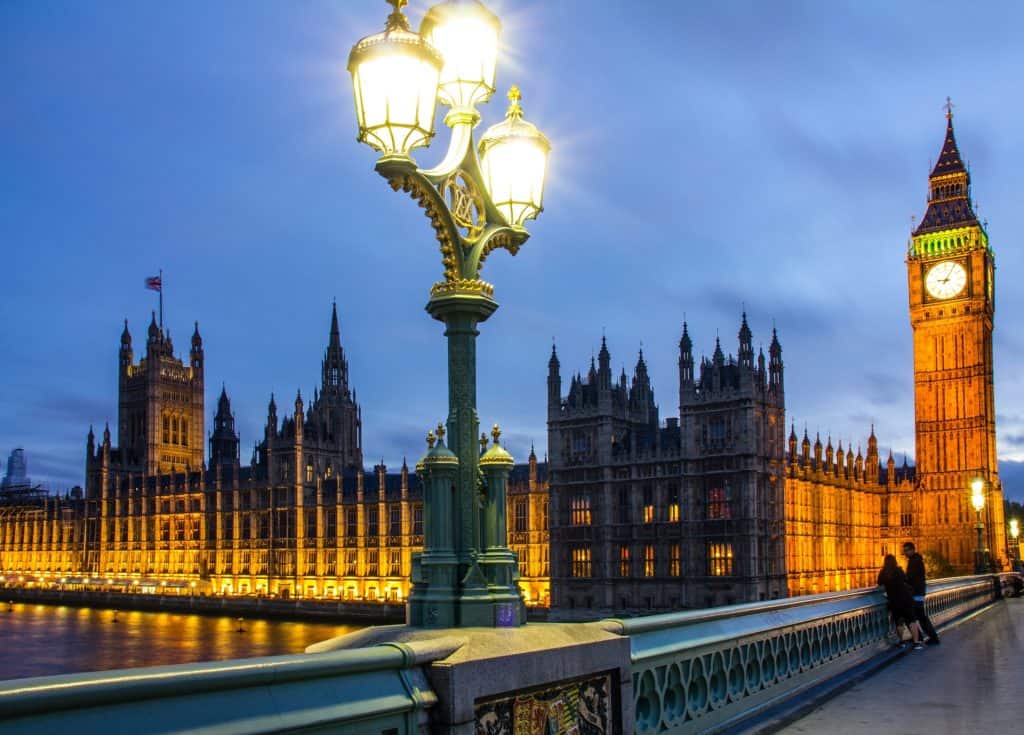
left=970, top=478, right=991, bottom=574
left=1009, top=519, right=1020, bottom=571
left=347, top=0, right=550, bottom=628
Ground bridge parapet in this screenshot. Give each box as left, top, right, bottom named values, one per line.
left=0, top=574, right=1014, bottom=735
left=608, top=575, right=1004, bottom=735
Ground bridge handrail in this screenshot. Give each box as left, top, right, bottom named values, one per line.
left=607, top=575, right=1001, bottom=735
left=0, top=638, right=461, bottom=734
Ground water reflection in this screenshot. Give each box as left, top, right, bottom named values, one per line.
left=0, top=603, right=362, bottom=680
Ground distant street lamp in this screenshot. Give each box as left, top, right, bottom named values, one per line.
left=348, top=0, right=550, bottom=628
left=970, top=478, right=990, bottom=574
left=1009, top=519, right=1020, bottom=570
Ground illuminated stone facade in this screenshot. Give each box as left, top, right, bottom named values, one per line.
left=906, top=111, right=1007, bottom=570
left=547, top=319, right=789, bottom=615
left=0, top=305, right=550, bottom=604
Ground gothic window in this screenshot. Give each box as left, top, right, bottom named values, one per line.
left=171, top=417, right=179, bottom=446
left=367, top=507, right=379, bottom=538
left=670, top=543, right=682, bottom=577
left=642, top=485, right=655, bottom=524
left=571, top=546, right=591, bottom=578
left=305, top=464, right=314, bottom=482
left=163, top=415, right=170, bottom=444
left=570, top=493, right=591, bottom=525
left=366, top=550, right=378, bottom=577
left=618, top=544, right=630, bottom=577
left=514, top=499, right=528, bottom=533
left=388, top=505, right=401, bottom=537
left=389, top=550, right=401, bottom=576
left=708, top=542, right=734, bottom=576
left=541, top=545, right=549, bottom=576
left=345, top=550, right=358, bottom=575
left=617, top=487, right=630, bottom=524
left=643, top=544, right=655, bottom=577
left=900, top=497, right=913, bottom=527
left=707, top=485, right=731, bottom=520
left=181, top=419, right=188, bottom=446
left=412, top=505, right=423, bottom=536
left=346, top=509, right=358, bottom=540
left=540, top=500, right=548, bottom=531
left=667, top=483, right=680, bottom=522
left=880, top=496, right=889, bottom=528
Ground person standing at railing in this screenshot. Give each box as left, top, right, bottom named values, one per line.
left=903, top=542, right=941, bottom=646
left=878, top=554, right=923, bottom=650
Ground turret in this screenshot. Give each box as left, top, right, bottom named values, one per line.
left=597, top=336, right=612, bottom=391
left=887, top=450, right=896, bottom=485
left=528, top=443, right=538, bottom=490
left=322, top=301, right=350, bottom=396
left=813, top=432, right=822, bottom=469
left=712, top=336, right=724, bottom=367
left=801, top=428, right=811, bottom=467
left=679, top=322, right=694, bottom=386
left=738, top=312, right=753, bottom=369
left=768, top=328, right=783, bottom=397
left=120, top=319, right=133, bottom=370
left=294, top=390, right=304, bottom=437
left=210, top=384, right=240, bottom=468
left=87, top=425, right=95, bottom=459
left=825, top=435, right=834, bottom=469
left=147, top=311, right=160, bottom=345
left=547, top=344, right=561, bottom=416
left=788, top=424, right=798, bottom=463
left=267, top=393, right=278, bottom=435
left=190, top=321, right=203, bottom=371
left=855, top=447, right=864, bottom=480
left=866, top=425, right=879, bottom=481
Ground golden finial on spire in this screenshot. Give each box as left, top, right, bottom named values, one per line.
left=426, top=430, right=436, bottom=449
left=944, top=96, right=955, bottom=121
left=384, top=0, right=411, bottom=32
left=436, top=423, right=446, bottom=442
left=506, top=85, right=523, bottom=119
left=480, top=433, right=489, bottom=452
left=491, top=423, right=502, bottom=445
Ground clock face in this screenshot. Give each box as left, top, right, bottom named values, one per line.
left=925, top=261, right=967, bottom=300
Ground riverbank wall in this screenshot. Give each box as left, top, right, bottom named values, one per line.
left=0, top=586, right=406, bottom=623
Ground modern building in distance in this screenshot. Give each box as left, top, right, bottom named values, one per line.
left=1, top=448, right=32, bottom=490
left=0, top=304, right=550, bottom=604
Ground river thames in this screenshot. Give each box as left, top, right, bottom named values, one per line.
left=0, top=602, right=364, bottom=680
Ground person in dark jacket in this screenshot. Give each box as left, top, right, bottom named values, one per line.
left=878, top=554, right=923, bottom=649
left=903, top=542, right=940, bottom=645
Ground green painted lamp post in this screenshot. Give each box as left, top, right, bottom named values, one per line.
left=348, top=0, right=550, bottom=628
left=971, top=478, right=991, bottom=574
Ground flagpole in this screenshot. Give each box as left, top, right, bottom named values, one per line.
left=159, top=268, right=163, bottom=330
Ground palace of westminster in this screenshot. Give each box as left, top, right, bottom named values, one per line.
left=0, top=113, right=1009, bottom=614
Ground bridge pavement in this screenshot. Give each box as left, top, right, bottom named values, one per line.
left=775, top=597, right=1023, bottom=735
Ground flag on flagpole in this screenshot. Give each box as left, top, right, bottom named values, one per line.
left=145, top=275, right=162, bottom=292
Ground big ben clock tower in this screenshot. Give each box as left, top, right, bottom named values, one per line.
left=908, top=104, right=1006, bottom=571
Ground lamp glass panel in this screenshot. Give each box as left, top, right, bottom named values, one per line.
left=481, top=137, right=548, bottom=225
left=352, top=53, right=440, bottom=155
left=424, top=17, right=498, bottom=108
left=971, top=489, right=985, bottom=512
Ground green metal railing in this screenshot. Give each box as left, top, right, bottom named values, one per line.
left=606, top=575, right=1005, bottom=735
left=0, top=639, right=458, bottom=735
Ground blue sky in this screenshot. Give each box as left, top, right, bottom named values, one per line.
left=2, top=1, right=1023, bottom=500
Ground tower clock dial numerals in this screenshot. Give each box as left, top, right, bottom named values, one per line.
left=925, top=261, right=967, bottom=300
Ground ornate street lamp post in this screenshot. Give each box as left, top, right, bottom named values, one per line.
left=348, top=0, right=550, bottom=628
left=970, top=478, right=990, bottom=574
left=1009, top=519, right=1020, bottom=571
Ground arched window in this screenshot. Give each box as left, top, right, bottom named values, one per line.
left=171, top=417, right=179, bottom=446
left=181, top=419, right=188, bottom=446
left=163, top=414, right=170, bottom=444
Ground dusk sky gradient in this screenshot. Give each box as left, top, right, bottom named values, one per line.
left=2, top=1, right=1023, bottom=500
